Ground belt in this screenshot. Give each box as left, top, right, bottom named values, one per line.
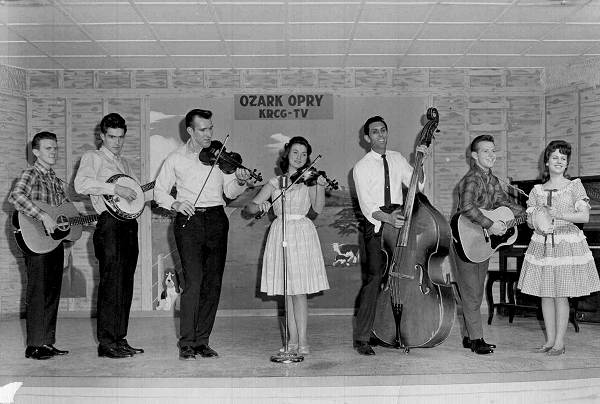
left=194, top=206, right=223, bottom=213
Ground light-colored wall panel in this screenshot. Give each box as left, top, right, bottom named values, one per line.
left=64, top=70, right=94, bottom=89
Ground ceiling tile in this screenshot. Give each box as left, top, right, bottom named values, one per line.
left=0, top=41, right=46, bottom=57
left=288, top=23, right=353, bottom=40
left=99, top=41, right=167, bottom=56
left=288, top=40, right=347, bottom=55
left=229, top=41, right=286, bottom=55
left=349, top=40, right=411, bottom=55
left=345, top=55, right=398, bottom=67
left=231, top=55, right=288, bottom=69
left=288, top=3, right=359, bottom=23
left=428, top=4, right=508, bottom=23
left=7, top=24, right=88, bottom=42
left=288, top=55, right=345, bottom=68
left=170, top=55, right=232, bottom=69
left=481, top=23, right=555, bottom=40
left=397, top=55, right=463, bottom=68
left=408, top=40, right=472, bottom=55
left=525, top=40, right=598, bottom=55
left=33, top=41, right=108, bottom=56
left=498, top=5, right=584, bottom=23
left=61, top=4, right=142, bottom=24
left=114, top=56, right=174, bottom=69
left=161, top=41, right=225, bottom=55
left=136, top=4, right=213, bottom=23
left=152, top=24, right=221, bottom=41
left=508, top=54, right=586, bottom=67
left=565, top=4, right=600, bottom=23
left=454, top=55, right=522, bottom=68
left=2, top=4, right=72, bottom=24
left=82, top=24, right=155, bottom=41
left=544, top=24, right=600, bottom=40
left=0, top=56, right=65, bottom=69
left=214, top=4, right=285, bottom=23
left=354, top=23, right=421, bottom=40
left=360, top=4, right=432, bottom=23
left=221, top=24, right=284, bottom=41
left=420, top=23, right=487, bottom=40
left=468, top=40, right=535, bottom=55
left=50, top=56, right=120, bottom=69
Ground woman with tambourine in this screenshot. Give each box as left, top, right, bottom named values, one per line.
left=518, top=140, right=600, bottom=356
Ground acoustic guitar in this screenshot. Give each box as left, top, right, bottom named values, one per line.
left=103, top=174, right=154, bottom=220
left=12, top=201, right=99, bottom=254
left=451, top=206, right=527, bottom=263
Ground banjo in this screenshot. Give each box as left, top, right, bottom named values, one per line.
left=103, top=174, right=155, bottom=220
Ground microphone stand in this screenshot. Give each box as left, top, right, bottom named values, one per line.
left=269, top=157, right=322, bottom=364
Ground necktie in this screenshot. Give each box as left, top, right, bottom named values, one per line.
left=382, top=154, right=391, bottom=208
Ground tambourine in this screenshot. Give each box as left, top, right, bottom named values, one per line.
left=530, top=205, right=554, bottom=235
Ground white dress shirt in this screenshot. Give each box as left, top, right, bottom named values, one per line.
left=154, top=140, right=246, bottom=209
left=74, top=146, right=138, bottom=215
left=353, top=149, right=423, bottom=232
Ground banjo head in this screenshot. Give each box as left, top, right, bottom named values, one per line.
left=105, top=174, right=145, bottom=220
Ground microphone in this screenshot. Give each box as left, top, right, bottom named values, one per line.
left=279, top=174, right=288, bottom=190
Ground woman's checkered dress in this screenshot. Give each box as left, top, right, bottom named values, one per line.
left=518, top=179, right=600, bottom=298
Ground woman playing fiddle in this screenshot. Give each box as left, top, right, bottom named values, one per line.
left=244, top=136, right=330, bottom=355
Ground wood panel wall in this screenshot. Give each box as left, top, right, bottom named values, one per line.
left=1, top=65, right=545, bottom=316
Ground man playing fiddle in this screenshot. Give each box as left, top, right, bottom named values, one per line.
left=154, top=108, right=251, bottom=360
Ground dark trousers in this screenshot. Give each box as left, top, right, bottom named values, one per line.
left=354, top=223, right=385, bottom=343
left=93, top=212, right=139, bottom=348
left=24, top=244, right=64, bottom=347
left=452, top=245, right=490, bottom=340
left=174, top=207, right=228, bottom=347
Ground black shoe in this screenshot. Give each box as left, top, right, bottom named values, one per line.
left=43, top=344, right=69, bottom=355
left=462, top=337, right=471, bottom=349
left=354, top=341, right=375, bottom=356
left=481, top=339, right=496, bottom=349
left=194, top=345, right=218, bottom=358
left=25, top=346, right=54, bottom=360
left=118, top=340, right=144, bottom=354
left=179, top=346, right=196, bottom=360
left=98, top=345, right=132, bottom=359
left=470, top=338, right=493, bottom=355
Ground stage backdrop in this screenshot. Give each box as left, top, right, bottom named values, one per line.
left=150, top=95, right=428, bottom=311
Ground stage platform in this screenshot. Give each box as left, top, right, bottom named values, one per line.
left=1, top=313, right=600, bottom=403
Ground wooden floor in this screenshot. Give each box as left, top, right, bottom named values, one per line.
left=1, top=312, right=600, bottom=403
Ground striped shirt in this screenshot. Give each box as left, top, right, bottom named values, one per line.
left=9, top=160, right=68, bottom=221
left=456, top=164, right=523, bottom=229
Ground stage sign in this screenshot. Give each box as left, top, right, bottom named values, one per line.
left=234, top=93, right=333, bottom=120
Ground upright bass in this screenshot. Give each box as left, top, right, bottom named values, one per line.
left=371, top=107, right=455, bottom=352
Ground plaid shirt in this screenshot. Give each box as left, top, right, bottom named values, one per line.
left=456, top=164, right=523, bottom=229
left=9, top=160, right=68, bottom=221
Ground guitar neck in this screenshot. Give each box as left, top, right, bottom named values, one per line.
left=141, top=181, right=155, bottom=192
left=69, top=214, right=99, bottom=226
left=506, top=214, right=527, bottom=228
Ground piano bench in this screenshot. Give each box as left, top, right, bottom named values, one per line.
left=485, top=270, right=537, bottom=325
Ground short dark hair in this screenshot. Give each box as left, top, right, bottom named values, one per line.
left=31, top=131, right=57, bottom=150
left=100, top=113, right=127, bottom=135
left=279, top=136, right=312, bottom=174
left=363, top=116, right=388, bottom=137
left=542, top=139, right=572, bottom=182
left=185, top=109, right=213, bottom=128
left=471, top=134, right=495, bottom=152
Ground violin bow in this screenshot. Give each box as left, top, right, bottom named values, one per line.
left=182, top=134, right=230, bottom=228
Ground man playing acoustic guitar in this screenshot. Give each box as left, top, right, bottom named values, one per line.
left=453, top=134, right=524, bottom=354
left=9, top=131, right=70, bottom=360
left=75, top=113, right=147, bottom=359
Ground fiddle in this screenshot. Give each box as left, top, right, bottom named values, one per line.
left=289, top=167, right=339, bottom=190
left=199, top=140, right=263, bottom=183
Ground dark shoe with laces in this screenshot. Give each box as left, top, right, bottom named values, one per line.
left=118, top=340, right=144, bottom=354
left=179, top=346, right=196, bottom=360
left=43, top=344, right=69, bottom=355
left=98, top=345, right=132, bottom=359
left=470, top=338, right=494, bottom=355
left=354, top=341, right=375, bottom=356
left=481, top=339, right=496, bottom=349
left=25, top=346, right=54, bottom=360
left=194, top=345, right=218, bottom=358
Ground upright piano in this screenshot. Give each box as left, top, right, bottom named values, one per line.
left=504, top=175, right=600, bottom=322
